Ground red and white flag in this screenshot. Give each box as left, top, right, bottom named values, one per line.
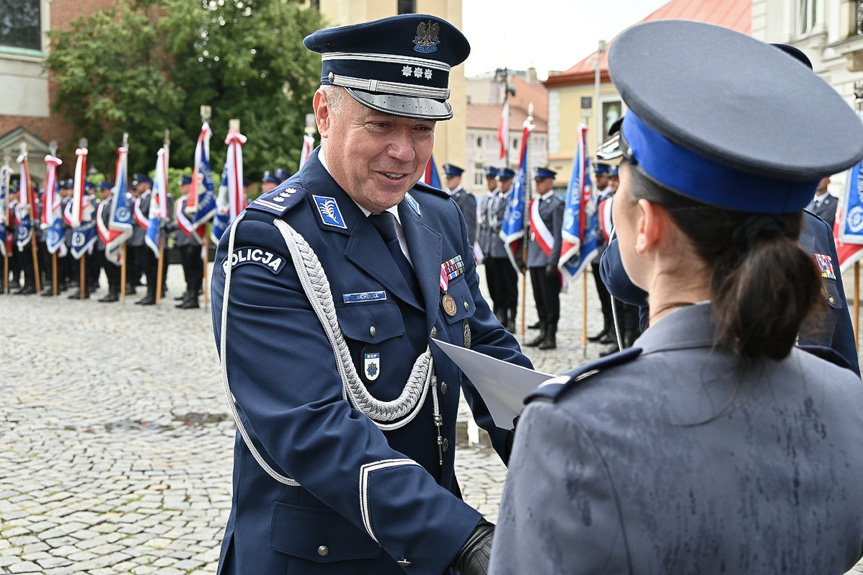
left=497, top=100, right=509, bottom=161
left=299, top=134, right=314, bottom=168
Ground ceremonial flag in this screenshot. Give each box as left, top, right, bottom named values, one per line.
left=70, top=194, right=97, bottom=260
left=186, top=122, right=216, bottom=226
left=498, top=99, right=509, bottom=161
left=176, top=193, right=206, bottom=244
left=69, top=147, right=87, bottom=228
left=500, top=121, right=534, bottom=271
left=559, top=124, right=598, bottom=277
left=420, top=155, right=442, bottom=189
left=145, top=146, right=169, bottom=257
left=15, top=151, right=34, bottom=251
left=299, top=134, right=314, bottom=168
left=103, top=146, right=134, bottom=262
left=836, top=120, right=863, bottom=271
left=212, top=128, right=247, bottom=244
left=0, top=163, right=10, bottom=258
left=41, top=154, right=67, bottom=257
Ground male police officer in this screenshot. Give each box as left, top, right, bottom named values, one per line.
left=443, top=163, right=477, bottom=247
left=211, top=14, right=531, bottom=575
left=174, top=175, right=204, bottom=309
left=524, top=167, right=563, bottom=350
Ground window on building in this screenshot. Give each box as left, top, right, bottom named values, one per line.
left=477, top=136, right=482, bottom=148
left=0, top=0, right=41, bottom=51
left=474, top=163, right=485, bottom=187
left=398, top=0, right=416, bottom=15
left=797, top=0, right=819, bottom=36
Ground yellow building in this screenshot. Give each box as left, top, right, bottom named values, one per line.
left=317, top=0, right=467, bottom=171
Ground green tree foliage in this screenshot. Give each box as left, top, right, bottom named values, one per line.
left=45, top=0, right=325, bottom=184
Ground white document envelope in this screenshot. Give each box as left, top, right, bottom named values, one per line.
left=431, top=339, right=556, bottom=429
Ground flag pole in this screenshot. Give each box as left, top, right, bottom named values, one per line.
left=201, top=105, right=212, bottom=308
left=520, top=105, right=535, bottom=338
left=120, top=133, right=129, bottom=302
left=855, top=85, right=863, bottom=344
left=156, top=129, right=169, bottom=304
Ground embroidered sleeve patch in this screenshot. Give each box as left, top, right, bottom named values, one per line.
left=221, top=247, right=285, bottom=275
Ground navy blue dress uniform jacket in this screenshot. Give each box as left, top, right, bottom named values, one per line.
left=600, top=210, right=860, bottom=375
left=490, top=304, right=863, bottom=574
left=211, top=149, right=531, bottom=575
left=449, top=186, right=477, bottom=247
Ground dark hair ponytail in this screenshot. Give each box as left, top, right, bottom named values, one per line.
left=628, top=166, right=822, bottom=361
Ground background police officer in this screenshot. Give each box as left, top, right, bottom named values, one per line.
left=443, top=163, right=477, bottom=248
left=524, top=167, right=563, bottom=350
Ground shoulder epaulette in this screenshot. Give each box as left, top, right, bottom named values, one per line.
left=527, top=347, right=642, bottom=404
left=247, top=183, right=308, bottom=216
left=412, top=180, right=449, bottom=198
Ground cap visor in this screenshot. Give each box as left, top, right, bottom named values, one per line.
left=345, top=87, right=452, bottom=121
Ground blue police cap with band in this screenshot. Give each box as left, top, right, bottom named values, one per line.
left=485, top=167, right=499, bottom=178
left=608, top=20, right=863, bottom=214
left=594, top=163, right=611, bottom=175
left=535, top=167, right=557, bottom=180
left=180, top=175, right=193, bottom=185
left=498, top=168, right=516, bottom=180
left=100, top=182, right=113, bottom=191
left=443, top=163, right=464, bottom=177
left=304, top=14, right=470, bottom=121
left=131, top=173, right=152, bottom=186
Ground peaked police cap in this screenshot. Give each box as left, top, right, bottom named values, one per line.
left=608, top=20, right=863, bottom=213
left=304, top=14, right=470, bottom=121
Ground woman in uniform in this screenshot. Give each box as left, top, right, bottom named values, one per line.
left=489, top=20, right=863, bottom=575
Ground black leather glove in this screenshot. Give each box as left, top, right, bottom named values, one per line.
left=451, top=518, right=494, bottom=575
left=545, top=264, right=557, bottom=279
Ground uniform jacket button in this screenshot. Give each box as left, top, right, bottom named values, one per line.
left=440, top=381, right=448, bottom=396
left=318, top=545, right=329, bottom=557
left=442, top=438, right=449, bottom=452
left=463, top=301, right=469, bottom=311
left=430, top=327, right=437, bottom=338
left=369, top=326, right=376, bottom=337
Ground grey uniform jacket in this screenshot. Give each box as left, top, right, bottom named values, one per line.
left=526, top=193, right=564, bottom=268
left=490, top=303, right=863, bottom=575
left=450, top=187, right=477, bottom=247
left=478, top=191, right=509, bottom=259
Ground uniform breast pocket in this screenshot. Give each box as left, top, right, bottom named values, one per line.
left=336, top=301, right=406, bottom=344
left=270, top=501, right=382, bottom=572
left=441, top=276, right=475, bottom=325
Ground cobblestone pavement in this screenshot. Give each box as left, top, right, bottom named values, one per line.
left=2, top=263, right=862, bottom=574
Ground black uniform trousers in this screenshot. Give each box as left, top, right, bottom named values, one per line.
left=529, top=266, right=560, bottom=325
left=179, top=244, right=204, bottom=296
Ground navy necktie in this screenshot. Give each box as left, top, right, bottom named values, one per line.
left=369, top=212, right=421, bottom=297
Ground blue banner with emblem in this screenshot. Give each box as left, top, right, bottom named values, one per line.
left=559, top=124, right=598, bottom=278
left=187, top=122, right=217, bottom=227
left=500, top=122, right=534, bottom=271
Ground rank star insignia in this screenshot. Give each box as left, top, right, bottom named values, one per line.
left=424, top=69, right=433, bottom=80
left=402, top=65, right=413, bottom=77
left=414, top=67, right=424, bottom=78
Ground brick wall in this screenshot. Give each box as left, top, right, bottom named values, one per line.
left=1, top=0, right=114, bottom=162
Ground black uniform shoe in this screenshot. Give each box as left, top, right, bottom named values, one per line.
left=68, top=291, right=89, bottom=299
left=598, top=331, right=616, bottom=344
left=99, top=292, right=119, bottom=303
left=528, top=321, right=542, bottom=330
left=125, top=285, right=137, bottom=296
left=8, top=280, right=20, bottom=290
left=176, top=298, right=200, bottom=309
left=599, top=343, right=620, bottom=357
left=41, top=288, right=56, bottom=297
left=136, top=294, right=156, bottom=306
left=15, top=285, right=36, bottom=295
left=587, top=325, right=609, bottom=342
left=174, top=291, right=189, bottom=301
